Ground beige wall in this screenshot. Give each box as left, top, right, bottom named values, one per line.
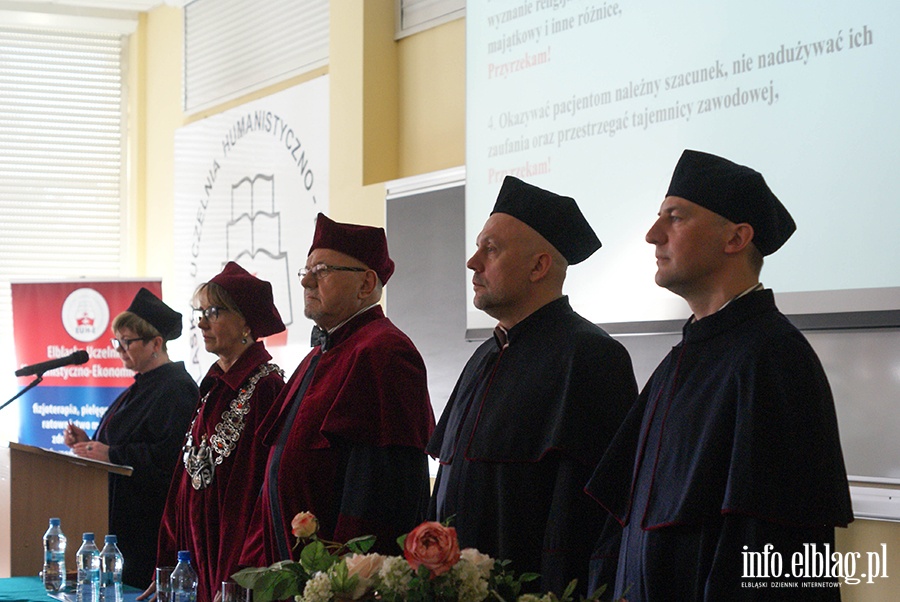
left=132, top=1, right=465, bottom=286
left=397, top=18, right=465, bottom=178
left=132, top=5, right=897, bottom=599
left=130, top=8, right=183, bottom=291
left=837, top=517, right=900, bottom=601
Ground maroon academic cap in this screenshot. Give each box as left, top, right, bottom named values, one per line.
left=308, top=213, right=395, bottom=284
left=491, top=176, right=601, bottom=265
left=126, top=287, right=182, bottom=340
left=208, top=262, right=286, bottom=338
left=666, top=150, right=796, bottom=256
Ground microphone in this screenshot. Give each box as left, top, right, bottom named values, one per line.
left=15, top=350, right=89, bottom=377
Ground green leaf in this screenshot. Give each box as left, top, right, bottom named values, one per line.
left=300, top=540, right=338, bottom=573
left=231, top=566, right=269, bottom=589
left=560, top=578, right=578, bottom=602
left=231, top=560, right=312, bottom=602
left=329, top=561, right=361, bottom=596
left=586, top=583, right=608, bottom=600
left=396, top=533, right=408, bottom=550
left=250, top=571, right=297, bottom=602
left=281, top=561, right=309, bottom=576
left=346, top=534, right=376, bottom=554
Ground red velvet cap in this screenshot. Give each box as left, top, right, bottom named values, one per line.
left=308, top=213, right=395, bottom=284
left=208, top=261, right=286, bottom=338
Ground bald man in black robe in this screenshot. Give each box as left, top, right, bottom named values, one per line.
left=428, top=176, right=637, bottom=596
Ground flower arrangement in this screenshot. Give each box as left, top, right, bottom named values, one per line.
left=233, top=513, right=618, bottom=602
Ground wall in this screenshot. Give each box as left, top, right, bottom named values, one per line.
left=133, top=8, right=183, bottom=291
left=397, top=18, right=466, bottom=177
left=132, top=5, right=896, bottom=600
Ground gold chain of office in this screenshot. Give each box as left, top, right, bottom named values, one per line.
left=182, top=362, right=283, bottom=490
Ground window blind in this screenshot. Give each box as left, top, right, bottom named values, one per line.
left=0, top=26, right=126, bottom=410
left=183, top=0, right=329, bottom=114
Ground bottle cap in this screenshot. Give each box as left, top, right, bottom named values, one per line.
left=105, top=535, right=117, bottom=544
left=49, top=518, right=60, bottom=527
left=176, top=550, right=191, bottom=563
left=82, top=532, right=94, bottom=541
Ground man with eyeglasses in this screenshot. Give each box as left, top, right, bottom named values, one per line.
left=427, top=176, right=638, bottom=596
left=241, top=213, right=435, bottom=565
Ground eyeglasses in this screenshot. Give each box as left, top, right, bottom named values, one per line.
left=191, top=306, right=229, bottom=324
left=298, top=264, right=367, bottom=280
left=111, top=337, right=149, bottom=351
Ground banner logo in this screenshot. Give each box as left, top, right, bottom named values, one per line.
left=61, top=288, right=110, bottom=342
left=173, top=78, right=329, bottom=380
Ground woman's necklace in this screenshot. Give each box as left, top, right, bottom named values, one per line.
left=182, top=362, right=283, bottom=490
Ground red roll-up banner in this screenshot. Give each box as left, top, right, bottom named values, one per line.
left=10, top=280, right=165, bottom=450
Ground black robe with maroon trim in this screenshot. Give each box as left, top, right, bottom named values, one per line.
left=94, top=361, right=197, bottom=587
left=586, top=289, right=853, bottom=600
left=427, top=296, right=637, bottom=596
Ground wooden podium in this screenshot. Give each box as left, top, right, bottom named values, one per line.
left=0, top=442, right=132, bottom=578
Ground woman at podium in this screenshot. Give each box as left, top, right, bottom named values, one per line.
left=64, top=287, right=199, bottom=587
left=156, top=262, right=286, bottom=602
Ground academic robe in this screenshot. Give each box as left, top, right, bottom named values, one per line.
left=427, top=296, right=637, bottom=596
left=586, top=289, right=853, bottom=600
left=241, top=306, right=434, bottom=566
left=157, top=342, right=284, bottom=602
left=93, top=361, right=198, bottom=587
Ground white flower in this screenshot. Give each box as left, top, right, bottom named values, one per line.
left=459, top=548, right=494, bottom=579
left=299, top=572, right=333, bottom=602
left=378, top=555, right=413, bottom=595
left=450, top=556, right=489, bottom=602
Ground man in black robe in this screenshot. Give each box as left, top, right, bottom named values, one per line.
left=586, top=150, right=853, bottom=600
left=428, top=176, right=638, bottom=596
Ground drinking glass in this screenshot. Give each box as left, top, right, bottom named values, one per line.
left=156, top=566, right=174, bottom=602
left=222, top=580, right=250, bottom=602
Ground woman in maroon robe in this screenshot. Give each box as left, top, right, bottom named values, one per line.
left=155, top=262, right=286, bottom=602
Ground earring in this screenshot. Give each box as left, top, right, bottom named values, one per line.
left=242, top=333, right=249, bottom=345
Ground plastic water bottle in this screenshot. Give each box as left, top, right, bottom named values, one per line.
left=76, top=533, right=100, bottom=602
left=42, top=518, right=67, bottom=592
left=99, top=535, right=124, bottom=602
left=170, top=550, right=198, bottom=602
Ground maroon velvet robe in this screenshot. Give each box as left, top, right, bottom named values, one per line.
left=157, top=342, right=284, bottom=602
left=241, top=307, right=434, bottom=566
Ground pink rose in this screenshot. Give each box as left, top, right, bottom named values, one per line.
left=291, top=511, right=319, bottom=539
left=344, top=554, right=384, bottom=599
left=403, top=521, right=461, bottom=578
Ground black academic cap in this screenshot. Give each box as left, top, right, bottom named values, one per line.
left=666, top=150, right=796, bottom=256
left=126, top=287, right=183, bottom=341
left=491, top=176, right=601, bottom=265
